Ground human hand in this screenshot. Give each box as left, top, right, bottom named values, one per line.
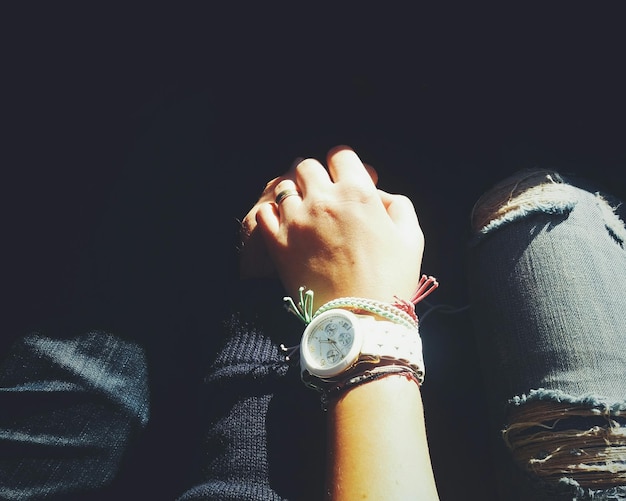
left=239, top=153, right=380, bottom=281
left=248, top=146, right=424, bottom=310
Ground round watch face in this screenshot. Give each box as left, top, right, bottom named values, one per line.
left=300, top=309, right=362, bottom=378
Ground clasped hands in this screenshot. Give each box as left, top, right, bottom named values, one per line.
left=240, top=146, right=424, bottom=311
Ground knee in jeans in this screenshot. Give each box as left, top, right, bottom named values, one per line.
left=470, top=168, right=626, bottom=247
left=470, top=169, right=576, bottom=234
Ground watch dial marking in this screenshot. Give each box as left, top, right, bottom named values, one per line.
left=308, top=315, right=355, bottom=368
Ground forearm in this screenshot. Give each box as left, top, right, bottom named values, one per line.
left=326, top=374, right=439, bottom=501
left=244, top=146, right=438, bottom=499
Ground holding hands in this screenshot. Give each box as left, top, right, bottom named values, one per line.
left=241, top=146, right=425, bottom=310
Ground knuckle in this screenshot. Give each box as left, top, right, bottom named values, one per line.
left=274, top=179, right=297, bottom=194
left=295, top=158, right=322, bottom=175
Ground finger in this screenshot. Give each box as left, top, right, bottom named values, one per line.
left=273, top=179, right=303, bottom=212
left=293, top=157, right=333, bottom=194
left=326, top=145, right=376, bottom=188
left=255, top=156, right=303, bottom=206
left=240, top=176, right=286, bottom=246
left=379, top=190, right=420, bottom=230
left=256, top=202, right=280, bottom=239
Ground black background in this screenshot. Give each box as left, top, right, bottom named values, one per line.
left=3, top=4, right=626, bottom=499
left=5, top=4, right=626, bottom=331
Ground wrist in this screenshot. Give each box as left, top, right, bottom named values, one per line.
left=327, top=372, right=422, bottom=414
left=326, top=374, right=439, bottom=501
left=296, top=306, right=424, bottom=409
left=280, top=280, right=438, bottom=409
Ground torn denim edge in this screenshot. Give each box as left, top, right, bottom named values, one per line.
left=479, top=198, right=576, bottom=235
left=509, top=388, right=626, bottom=415
left=503, top=387, right=626, bottom=498
left=471, top=182, right=579, bottom=243
left=470, top=182, right=626, bottom=249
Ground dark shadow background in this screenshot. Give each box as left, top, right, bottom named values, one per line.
left=3, top=4, right=625, bottom=500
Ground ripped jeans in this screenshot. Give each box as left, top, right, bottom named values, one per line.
left=468, top=170, right=626, bottom=500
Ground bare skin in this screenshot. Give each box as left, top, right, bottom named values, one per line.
left=241, top=145, right=439, bottom=500
left=243, top=146, right=423, bottom=309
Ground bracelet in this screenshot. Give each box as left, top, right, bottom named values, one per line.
left=281, top=280, right=437, bottom=409
left=318, top=363, right=422, bottom=410
left=314, top=297, right=418, bottom=329
left=281, top=279, right=438, bottom=365
left=392, top=274, right=439, bottom=320
left=283, top=275, right=439, bottom=329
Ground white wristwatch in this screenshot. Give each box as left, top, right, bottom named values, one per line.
left=299, top=309, right=424, bottom=388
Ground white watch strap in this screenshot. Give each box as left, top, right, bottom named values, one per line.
left=357, top=315, right=424, bottom=375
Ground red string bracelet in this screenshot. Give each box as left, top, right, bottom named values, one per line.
left=392, top=275, right=439, bottom=322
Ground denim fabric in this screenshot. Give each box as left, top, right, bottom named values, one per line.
left=0, top=331, right=149, bottom=500
left=6, top=84, right=624, bottom=499
left=5, top=178, right=624, bottom=499
left=468, top=177, right=626, bottom=500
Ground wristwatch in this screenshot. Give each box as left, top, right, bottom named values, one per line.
left=299, top=308, right=424, bottom=390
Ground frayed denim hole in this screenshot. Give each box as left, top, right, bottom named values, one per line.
left=503, top=389, right=626, bottom=492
